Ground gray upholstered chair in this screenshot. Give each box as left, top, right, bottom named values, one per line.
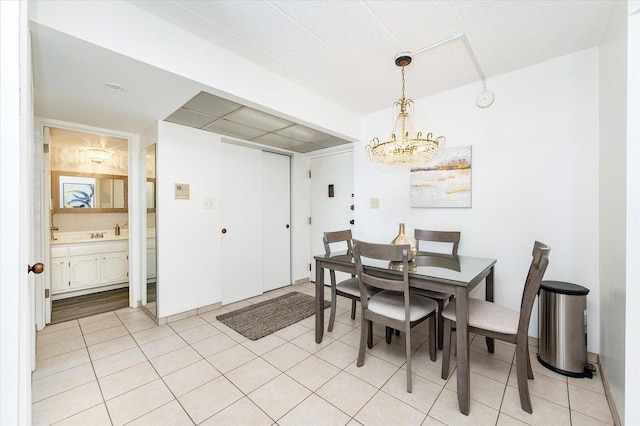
left=323, top=230, right=372, bottom=332
left=353, top=239, right=437, bottom=393
left=412, top=229, right=461, bottom=349
left=441, top=241, right=550, bottom=413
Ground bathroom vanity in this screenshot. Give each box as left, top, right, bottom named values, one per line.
left=50, top=232, right=129, bottom=298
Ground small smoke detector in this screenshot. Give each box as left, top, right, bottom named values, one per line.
left=106, top=82, right=126, bottom=92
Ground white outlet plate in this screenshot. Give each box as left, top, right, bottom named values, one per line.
left=370, top=198, right=380, bottom=209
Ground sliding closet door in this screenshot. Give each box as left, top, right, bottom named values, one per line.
left=221, top=143, right=263, bottom=304
left=262, top=151, right=291, bottom=292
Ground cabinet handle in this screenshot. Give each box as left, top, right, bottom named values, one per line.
left=221, top=228, right=227, bottom=234
left=286, top=224, right=290, bottom=229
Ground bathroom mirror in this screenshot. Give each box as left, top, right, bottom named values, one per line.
left=51, top=171, right=128, bottom=213
left=142, top=144, right=157, bottom=317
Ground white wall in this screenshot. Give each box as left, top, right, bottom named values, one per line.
left=598, top=1, right=629, bottom=421
left=356, top=49, right=600, bottom=351
left=156, top=121, right=311, bottom=317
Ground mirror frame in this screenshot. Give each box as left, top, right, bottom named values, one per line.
left=51, top=170, right=128, bottom=213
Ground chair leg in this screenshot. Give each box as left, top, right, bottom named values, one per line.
left=385, top=326, right=393, bottom=344
left=441, top=318, right=452, bottom=380
left=357, top=317, right=369, bottom=367
left=367, top=321, right=373, bottom=349
left=351, top=299, right=357, bottom=320
left=405, top=325, right=412, bottom=393
left=328, top=286, right=337, bottom=332
left=526, top=348, right=534, bottom=380
left=429, top=315, right=437, bottom=362
left=515, top=343, right=533, bottom=413
left=437, top=299, right=445, bottom=350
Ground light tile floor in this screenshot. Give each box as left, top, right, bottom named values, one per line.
left=33, top=283, right=614, bottom=425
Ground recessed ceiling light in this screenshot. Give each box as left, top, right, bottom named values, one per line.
left=106, top=82, right=126, bottom=92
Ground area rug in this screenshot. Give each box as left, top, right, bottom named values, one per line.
left=216, top=292, right=329, bottom=340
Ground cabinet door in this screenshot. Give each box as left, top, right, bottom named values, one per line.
left=101, top=252, right=129, bottom=284
left=146, top=249, right=156, bottom=280
left=50, top=257, right=69, bottom=293
left=69, top=255, right=101, bottom=289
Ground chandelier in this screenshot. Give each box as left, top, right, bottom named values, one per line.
left=366, top=56, right=445, bottom=166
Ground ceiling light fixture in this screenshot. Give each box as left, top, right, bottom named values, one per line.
left=87, top=148, right=112, bottom=164
left=106, top=82, right=126, bottom=92
left=366, top=54, right=445, bottom=166
left=366, top=33, right=492, bottom=166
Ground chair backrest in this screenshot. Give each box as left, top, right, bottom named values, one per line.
left=414, top=229, right=461, bottom=255
left=352, top=239, right=410, bottom=296
left=323, top=230, right=353, bottom=255
left=517, top=241, right=551, bottom=339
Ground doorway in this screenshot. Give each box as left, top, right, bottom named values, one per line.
left=44, top=125, right=131, bottom=324
left=309, top=150, right=354, bottom=284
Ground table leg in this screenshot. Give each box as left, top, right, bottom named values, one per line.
left=315, top=261, right=324, bottom=343
left=485, top=267, right=495, bottom=353
left=455, top=286, right=470, bottom=415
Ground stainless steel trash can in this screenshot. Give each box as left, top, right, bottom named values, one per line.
left=537, top=280, right=595, bottom=378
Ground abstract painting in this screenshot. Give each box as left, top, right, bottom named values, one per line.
left=410, top=146, right=471, bottom=208
left=60, top=176, right=96, bottom=208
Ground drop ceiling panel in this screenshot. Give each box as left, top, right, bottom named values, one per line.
left=252, top=132, right=307, bottom=150
left=183, top=92, right=242, bottom=118
left=165, top=109, right=217, bottom=128
left=274, top=125, right=330, bottom=144
left=224, top=108, right=293, bottom=132
left=203, top=119, right=267, bottom=140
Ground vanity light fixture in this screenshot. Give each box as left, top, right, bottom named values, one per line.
left=87, top=148, right=112, bottom=164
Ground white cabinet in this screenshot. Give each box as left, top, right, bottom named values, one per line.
left=52, top=240, right=128, bottom=295
left=146, top=237, right=156, bottom=280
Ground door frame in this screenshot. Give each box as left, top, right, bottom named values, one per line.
left=35, top=118, right=139, bottom=327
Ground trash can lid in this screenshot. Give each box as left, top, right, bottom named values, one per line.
left=540, top=280, right=589, bottom=295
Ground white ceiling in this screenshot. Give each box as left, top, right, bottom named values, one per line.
left=31, top=0, right=613, bottom=152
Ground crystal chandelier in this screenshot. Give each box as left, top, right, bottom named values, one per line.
left=366, top=56, right=445, bottom=166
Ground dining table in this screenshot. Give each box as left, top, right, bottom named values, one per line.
left=314, top=249, right=497, bottom=415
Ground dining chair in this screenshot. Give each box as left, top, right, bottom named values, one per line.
left=353, top=239, right=437, bottom=393
left=412, top=229, right=461, bottom=350
left=440, top=241, right=550, bottom=413
left=323, top=230, right=372, bottom=332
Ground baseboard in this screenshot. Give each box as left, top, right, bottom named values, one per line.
left=294, top=277, right=310, bottom=285
left=598, top=355, right=622, bottom=426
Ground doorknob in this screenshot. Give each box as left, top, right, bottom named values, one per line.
left=286, top=224, right=290, bottom=229
left=221, top=228, right=227, bottom=234
left=28, top=263, right=44, bottom=274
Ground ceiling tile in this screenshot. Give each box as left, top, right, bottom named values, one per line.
left=225, top=107, right=293, bottom=132
left=275, top=125, right=328, bottom=143
left=183, top=92, right=243, bottom=117
left=252, top=132, right=304, bottom=149
left=165, top=108, right=217, bottom=128
left=203, top=119, right=267, bottom=140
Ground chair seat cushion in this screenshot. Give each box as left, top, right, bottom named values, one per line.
left=368, top=291, right=438, bottom=322
left=336, top=278, right=374, bottom=298
left=441, top=298, right=519, bottom=335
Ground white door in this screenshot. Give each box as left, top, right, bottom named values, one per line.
left=1, top=2, right=35, bottom=422
left=262, top=151, right=291, bottom=292
left=310, top=151, right=354, bottom=284
left=221, top=143, right=263, bottom=304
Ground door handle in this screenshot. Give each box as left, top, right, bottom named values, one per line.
left=28, top=263, right=44, bottom=274
left=286, top=224, right=290, bottom=229
left=221, top=228, right=227, bottom=234
left=350, top=219, right=355, bottom=225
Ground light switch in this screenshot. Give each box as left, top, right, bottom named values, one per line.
left=370, top=198, right=380, bottom=209
left=203, top=197, right=215, bottom=209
